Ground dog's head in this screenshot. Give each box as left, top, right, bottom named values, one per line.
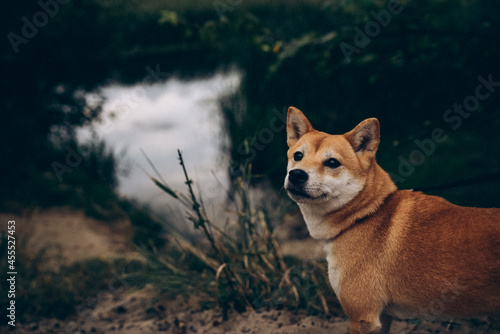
left=284, top=107, right=380, bottom=213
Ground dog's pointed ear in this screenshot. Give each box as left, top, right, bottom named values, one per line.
left=345, top=118, right=380, bottom=158
left=287, top=107, right=314, bottom=147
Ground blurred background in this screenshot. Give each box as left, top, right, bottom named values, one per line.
left=1, top=0, right=500, bottom=330
left=2, top=0, right=500, bottom=213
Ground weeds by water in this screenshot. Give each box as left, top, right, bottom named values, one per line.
left=143, top=150, right=339, bottom=318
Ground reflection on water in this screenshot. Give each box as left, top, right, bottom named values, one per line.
left=78, top=69, right=241, bottom=212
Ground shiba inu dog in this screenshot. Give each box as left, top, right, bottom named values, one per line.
left=284, top=106, right=500, bottom=334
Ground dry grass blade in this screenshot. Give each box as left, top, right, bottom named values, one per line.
left=165, top=234, right=220, bottom=271
left=215, top=263, right=229, bottom=308
left=146, top=150, right=337, bottom=317
left=272, top=238, right=288, bottom=273
left=151, top=177, right=178, bottom=199
left=310, top=270, right=329, bottom=315
left=259, top=253, right=275, bottom=271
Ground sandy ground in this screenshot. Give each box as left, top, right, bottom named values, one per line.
left=0, top=208, right=141, bottom=269
left=10, top=289, right=497, bottom=334
left=2, top=208, right=499, bottom=334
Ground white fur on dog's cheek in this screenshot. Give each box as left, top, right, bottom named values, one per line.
left=296, top=170, right=365, bottom=239
left=316, top=170, right=364, bottom=211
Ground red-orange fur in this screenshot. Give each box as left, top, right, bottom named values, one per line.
left=285, top=107, right=500, bottom=334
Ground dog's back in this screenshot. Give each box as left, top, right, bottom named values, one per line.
left=368, top=190, right=500, bottom=318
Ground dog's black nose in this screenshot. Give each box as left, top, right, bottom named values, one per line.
left=288, top=169, right=308, bottom=184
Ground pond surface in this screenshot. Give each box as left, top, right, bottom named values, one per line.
left=78, top=69, right=241, bottom=213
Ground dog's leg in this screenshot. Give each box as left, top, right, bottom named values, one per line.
left=348, top=312, right=384, bottom=334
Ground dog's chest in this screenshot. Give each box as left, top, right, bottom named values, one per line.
left=298, top=205, right=340, bottom=240
left=324, top=243, right=342, bottom=296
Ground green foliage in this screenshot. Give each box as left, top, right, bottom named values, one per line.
left=3, top=0, right=500, bottom=212
left=1, top=1, right=122, bottom=211
left=159, top=10, right=180, bottom=26
left=214, top=0, right=500, bottom=207
left=0, top=136, right=125, bottom=220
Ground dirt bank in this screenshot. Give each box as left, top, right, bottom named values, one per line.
left=2, top=208, right=498, bottom=333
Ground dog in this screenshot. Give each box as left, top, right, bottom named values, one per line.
left=284, top=106, right=500, bottom=334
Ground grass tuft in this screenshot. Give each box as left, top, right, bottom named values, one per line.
left=143, top=150, right=341, bottom=319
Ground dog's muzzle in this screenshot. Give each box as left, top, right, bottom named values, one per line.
left=286, top=169, right=327, bottom=200
left=288, top=169, right=308, bottom=185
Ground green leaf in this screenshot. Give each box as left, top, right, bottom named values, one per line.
left=151, top=177, right=178, bottom=199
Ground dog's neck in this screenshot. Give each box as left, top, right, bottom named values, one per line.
left=298, top=163, right=397, bottom=241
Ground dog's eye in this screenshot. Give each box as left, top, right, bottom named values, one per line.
left=325, top=158, right=341, bottom=168
left=293, top=152, right=303, bottom=161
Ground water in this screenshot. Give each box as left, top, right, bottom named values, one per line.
left=78, top=69, right=241, bottom=213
